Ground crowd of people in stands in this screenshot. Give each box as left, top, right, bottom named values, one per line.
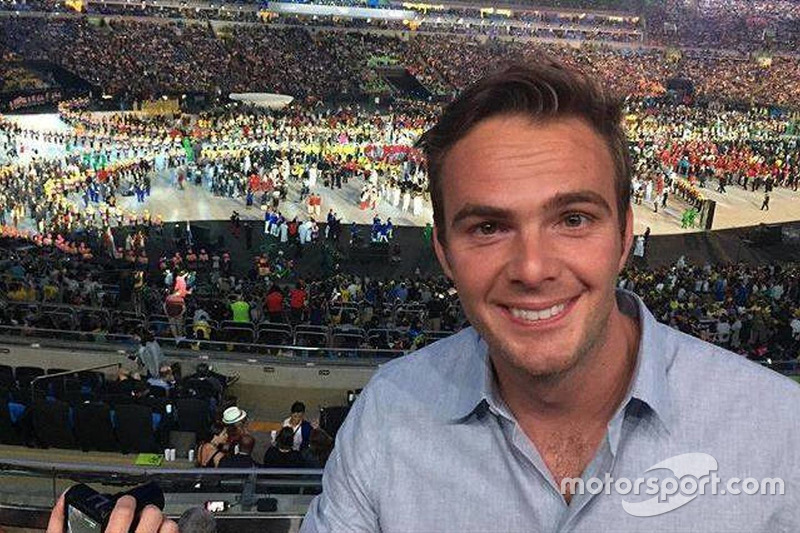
left=4, top=0, right=800, bottom=53
left=3, top=16, right=800, bottom=106
left=1, top=217, right=799, bottom=363
left=647, top=0, right=800, bottom=53
left=1, top=321, right=335, bottom=468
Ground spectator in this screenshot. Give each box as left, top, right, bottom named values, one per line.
left=283, top=401, right=313, bottom=451
left=163, top=289, right=186, bottom=340
left=289, top=282, right=307, bottom=325
left=196, top=405, right=249, bottom=468
left=134, top=331, right=164, bottom=378
left=217, top=434, right=259, bottom=468
left=263, top=427, right=303, bottom=468
left=230, top=294, right=251, bottom=324
left=147, top=364, right=175, bottom=393
left=265, top=284, right=285, bottom=323
left=301, top=428, right=334, bottom=469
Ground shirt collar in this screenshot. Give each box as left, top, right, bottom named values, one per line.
left=450, top=289, right=675, bottom=432
left=449, top=330, right=495, bottom=422
left=616, top=289, right=674, bottom=433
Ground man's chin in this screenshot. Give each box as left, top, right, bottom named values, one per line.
left=490, top=342, right=582, bottom=381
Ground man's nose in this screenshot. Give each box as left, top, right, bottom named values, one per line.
left=504, top=230, right=559, bottom=288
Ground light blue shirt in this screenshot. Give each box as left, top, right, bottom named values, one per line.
left=302, top=290, right=800, bottom=532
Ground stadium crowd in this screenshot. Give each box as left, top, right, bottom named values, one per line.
left=3, top=17, right=800, bottom=107
left=1, top=215, right=799, bottom=363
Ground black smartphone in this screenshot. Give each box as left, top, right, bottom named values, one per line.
left=64, top=482, right=165, bottom=533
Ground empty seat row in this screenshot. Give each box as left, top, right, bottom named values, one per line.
left=1, top=396, right=212, bottom=454
left=0, top=365, right=106, bottom=403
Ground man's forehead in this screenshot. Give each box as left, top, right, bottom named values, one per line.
left=440, top=115, right=617, bottom=201
left=442, top=115, right=612, bottom=172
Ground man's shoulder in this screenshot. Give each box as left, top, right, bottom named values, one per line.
left=368, top=328, right=482, bottom=400
left=661, top=321, right=800, bottom=412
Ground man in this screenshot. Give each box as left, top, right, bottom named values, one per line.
left=302, top=63, right=799, bottom=531
left=283, top=401, right=313, bottom=452
left=147, top=364, right=175, bottom=393
left=230, top=294, right=251, bottom=324
left=265, top=284, right=285, bottom=323
left=163, top=289, right=186, bottom=340
left=289, top=282, right=308, bottom=325
left=217, top=434, right=259, bottom=468
left=135, top=331, right=164, bottom=378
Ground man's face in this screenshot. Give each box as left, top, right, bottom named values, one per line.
left=433, top=115, right=633, bottom=379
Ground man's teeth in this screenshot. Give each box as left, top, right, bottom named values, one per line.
left=509, top=303, right=566, bottom=322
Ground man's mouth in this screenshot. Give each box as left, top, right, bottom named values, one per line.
left=502, top=296, right=578, bottom=324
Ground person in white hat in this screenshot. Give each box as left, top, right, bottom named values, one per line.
left=222, top=405, right=247, bottom=425
left=195, top=406, right=249, bottom=468
left=220, top=405, right=249, bottom=446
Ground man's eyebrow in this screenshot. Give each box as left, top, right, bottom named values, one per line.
left=451, top=205, right=513, bottom=227
left=542, top=191, right=613, bottom=215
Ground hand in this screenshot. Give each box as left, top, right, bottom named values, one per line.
left=47, top=493, right=179, bottom=533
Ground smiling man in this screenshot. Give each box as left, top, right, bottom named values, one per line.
left=304, top=63, right=800, bottom=531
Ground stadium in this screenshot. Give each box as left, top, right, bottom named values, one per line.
left=0, top=0, right=799, bottom=530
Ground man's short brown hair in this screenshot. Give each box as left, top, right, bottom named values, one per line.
left=416, top=61, right=631, bottom=243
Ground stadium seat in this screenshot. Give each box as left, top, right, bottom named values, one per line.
left=222, top=323, right=255, bottom=344
left=78, top=371, right=106, bottom=397
left=174, top=398, right=211, bottom=442
left=294, top=325, right=329, bottom=348
left=32, top=398, right=77, bottom=449
left=182, top=378, right=221, bottom=402
left=114, top=404, right=159, bottom=454
left=45, top=368, right=69, bottom=399
left=257, top=323, right=293, bottom=345
left=75, top=401, right=118, bottom=452
left=332, top=327, right=365, bottom=354
left=0, top=365, right=14, bottom=389
left=15, top=366, right=45, bottom=396
left=0, top=397, right=24, bottom=445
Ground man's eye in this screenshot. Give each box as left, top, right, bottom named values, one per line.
left=563, top=213, right=591, bottom=228
left=474, top=222, right=500, bottom=236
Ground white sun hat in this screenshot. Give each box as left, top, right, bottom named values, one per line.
left=222, top=406, right=247, bottom=425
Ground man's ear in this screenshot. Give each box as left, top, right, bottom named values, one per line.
left=618, top=206, right=634, bottom=272
left=432, top=225, right=454, bottom=280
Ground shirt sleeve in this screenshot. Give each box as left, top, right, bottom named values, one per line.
left=300, top=384, right=381, bottom=533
